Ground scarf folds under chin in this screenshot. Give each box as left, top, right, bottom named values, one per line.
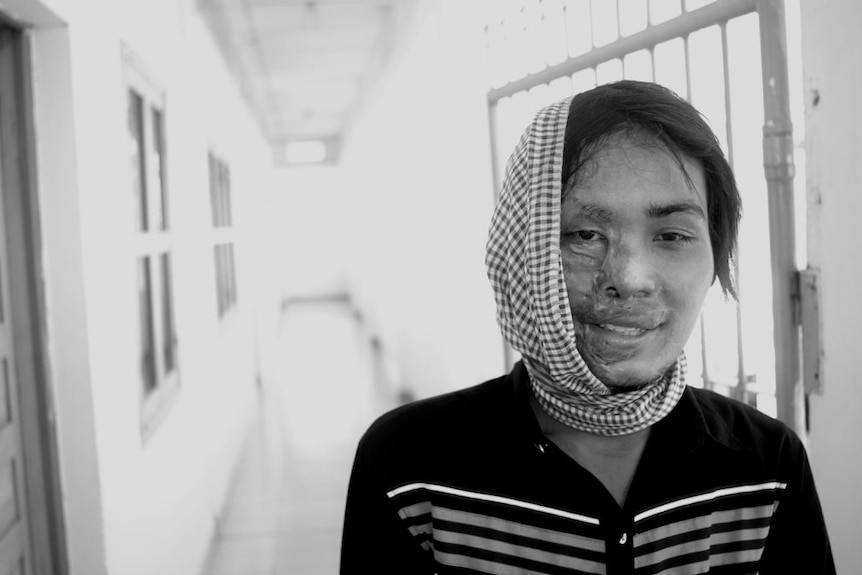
left=485, top=96, right=685, bottom=436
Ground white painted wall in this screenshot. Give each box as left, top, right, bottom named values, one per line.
left=799, top=1, right=862, bottom=572
left=270, top=166, right=350, bottom=300
left=337, top=0, right=504, bottom=399
left=17, top=0, right=276, bottom=573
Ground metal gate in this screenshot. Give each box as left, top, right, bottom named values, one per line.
left=485, top=0, right=806, bottom=430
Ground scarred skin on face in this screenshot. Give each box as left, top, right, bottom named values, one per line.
left=560, top=135, right=715, bottom=389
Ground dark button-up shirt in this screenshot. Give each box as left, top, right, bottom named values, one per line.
left=341, top=362, right=835, bottom=574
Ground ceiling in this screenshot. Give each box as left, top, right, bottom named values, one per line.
left=199, top=0, right=414, bottom=165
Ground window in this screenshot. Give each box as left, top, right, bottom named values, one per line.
left=125, top=50, right=179, bottom=437
left=208, top=152, right=238, bottom=318
left=484, top=1, right=806, bottom=427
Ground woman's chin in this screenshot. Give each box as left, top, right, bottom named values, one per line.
left=583, top=357, right=675, bottom=390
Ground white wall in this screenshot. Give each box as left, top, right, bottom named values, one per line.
left=337, top=0, right=505, bottom=400
left=18, top=0, right=276, bottom=573
left=799, top=0, right=862, bottom=572
left=270, top=166, right=350, bottom=300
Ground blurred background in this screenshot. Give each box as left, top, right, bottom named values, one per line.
left=0, top=0, right=858, bottom=573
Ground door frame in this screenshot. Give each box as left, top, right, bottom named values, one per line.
left=0, top=17, right=69, bottom=575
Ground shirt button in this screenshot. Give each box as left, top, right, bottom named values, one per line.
left=619, top=533, right=628, bottom=545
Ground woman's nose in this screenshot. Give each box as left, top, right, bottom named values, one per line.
left=598, top=242, right=657, bottom=299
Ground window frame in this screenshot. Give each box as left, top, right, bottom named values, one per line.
left=123, top=47, right=180, bottom=440
left=208, top=151, right=238, bottom=320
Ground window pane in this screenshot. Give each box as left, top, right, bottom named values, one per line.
left=214, top=243, right=238, bottom=317
left=571, top=68, right=597, bottom=95
left=650, top=0, right=682, bottom=25
left=216, top=160, right=224, bottom=227
left=541, top=0, right=568, bottom=66
left=624, top=49, right=653, bottom=82
left=222, top=163, right=233, bottom=227
left=527, top=84, right=551, bottom=111
left=590, top=0, right=619, bottom=47
left=688, top=25, right=727, bottom=150
left=215, top=244, right=226, bottom=316
left=152, top=108, right=168, bottom=230
left=523, top=0, right=546, bottom=74
left=208, top=153, right=219, bottom=226
left=503, top=3, right=528, bottom=82
left=548, top=75, right=573, bottom=101
left=160, top=253, right=177, bottom=375
left=486, top=19, right=508, bottom=89
left=565, top=0, right=593, bottom=57
left=619, top=0, right=648, bottom=37
left=128, top=90, right=148, bottom=232
left=138, top=257, right=157, bottom=394
left=226, top=244, right=237, bottom=309
left=654, top=37, right=687, bottom=99
left=684, top=0, right=716, bottom=10
left=727, top=13, right=775, bottom=410
left=596, top=58, right=623, bottom=84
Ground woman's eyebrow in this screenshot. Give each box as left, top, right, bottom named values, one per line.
left=646, top=201, right=706, bottom=220
left=571, top=202, right=614, bottom=225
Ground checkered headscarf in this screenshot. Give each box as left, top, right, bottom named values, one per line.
left=486, top=97, right=686, bottom=436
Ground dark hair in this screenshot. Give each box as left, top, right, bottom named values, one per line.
left=562, top=80, right=741, bottom=298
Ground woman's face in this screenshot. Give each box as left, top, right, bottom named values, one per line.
left=560, top=137, right=714, bottom=389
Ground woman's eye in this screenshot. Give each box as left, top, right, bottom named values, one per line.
left=655, top=231, right=694, bottom=243
left=570, top=230, right=603, bottom=242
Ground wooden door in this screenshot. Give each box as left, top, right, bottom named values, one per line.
left=0, top=24, right=34, bottom=575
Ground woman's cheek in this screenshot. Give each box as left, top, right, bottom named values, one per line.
left=564, top=274, right=600, bottom=325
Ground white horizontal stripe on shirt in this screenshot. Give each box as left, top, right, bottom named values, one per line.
left=387, top=482, right=600, bottom=526
left=634, top=481, right=788, bottom=523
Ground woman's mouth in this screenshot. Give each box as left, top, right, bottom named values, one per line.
left=597, top=323, right=648, bottom=336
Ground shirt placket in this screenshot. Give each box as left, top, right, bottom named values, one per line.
left=604, top=511, right=635, bottom=575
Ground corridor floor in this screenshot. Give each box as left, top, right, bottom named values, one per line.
left=200, top=301, right=395, bottom=575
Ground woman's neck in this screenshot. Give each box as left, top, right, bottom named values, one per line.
left=530, top=394, right=652, bottom=507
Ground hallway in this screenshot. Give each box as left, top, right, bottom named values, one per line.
left=200, top=301, right=395, bottom=575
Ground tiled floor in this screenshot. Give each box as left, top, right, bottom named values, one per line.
left=200, top=302, right=395, bottom=575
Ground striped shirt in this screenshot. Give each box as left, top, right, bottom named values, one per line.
left=341, top=362, right=835, bottom=574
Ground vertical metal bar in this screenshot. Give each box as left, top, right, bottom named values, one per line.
left=684, top=31, right=714, bottom=389
left=683, top=33, right=692, bottom=101
left=699, top=316, right=710, bottom=387
left=757, top=0, right=803, bottom=432
left=616, top=0, right=623, bottom=39
left=721, top=21, right=735, bottom=168
left=651, top=47, right=658, bottom=81
left=487, top=100, right=513, bottom=370
left=720, top=20, right=749, bottom=403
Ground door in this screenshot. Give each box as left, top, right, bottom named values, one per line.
left=0, top=23, right=34, bottom=575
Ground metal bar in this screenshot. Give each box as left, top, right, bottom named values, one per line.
left=720, top=20, right=749, bottom=402
left=683, top=32, right=691, bottom=100
left=757, top=0, right=803, bottom=432
left=488, top=0, right=757, bottom=103
left=649, top=45, right=657, bottom=81
left=486, top=100, right=514, bottom=371
left=699, top=316, right=711, bottom=388
left=616, top=0, right=622, bottom=39
left=721, top=21, right=735, bottom=169
left=487, top=102, right=503, bottom=202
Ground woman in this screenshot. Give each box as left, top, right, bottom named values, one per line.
left=340, top=81, right=834, bottom=574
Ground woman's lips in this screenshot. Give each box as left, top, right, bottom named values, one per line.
left=597, top=323, right=648, bottom=336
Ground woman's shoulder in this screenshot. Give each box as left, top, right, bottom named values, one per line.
left=685, top=386, right=803, bottom=456
left=359, top=371, right=513, bottom=452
